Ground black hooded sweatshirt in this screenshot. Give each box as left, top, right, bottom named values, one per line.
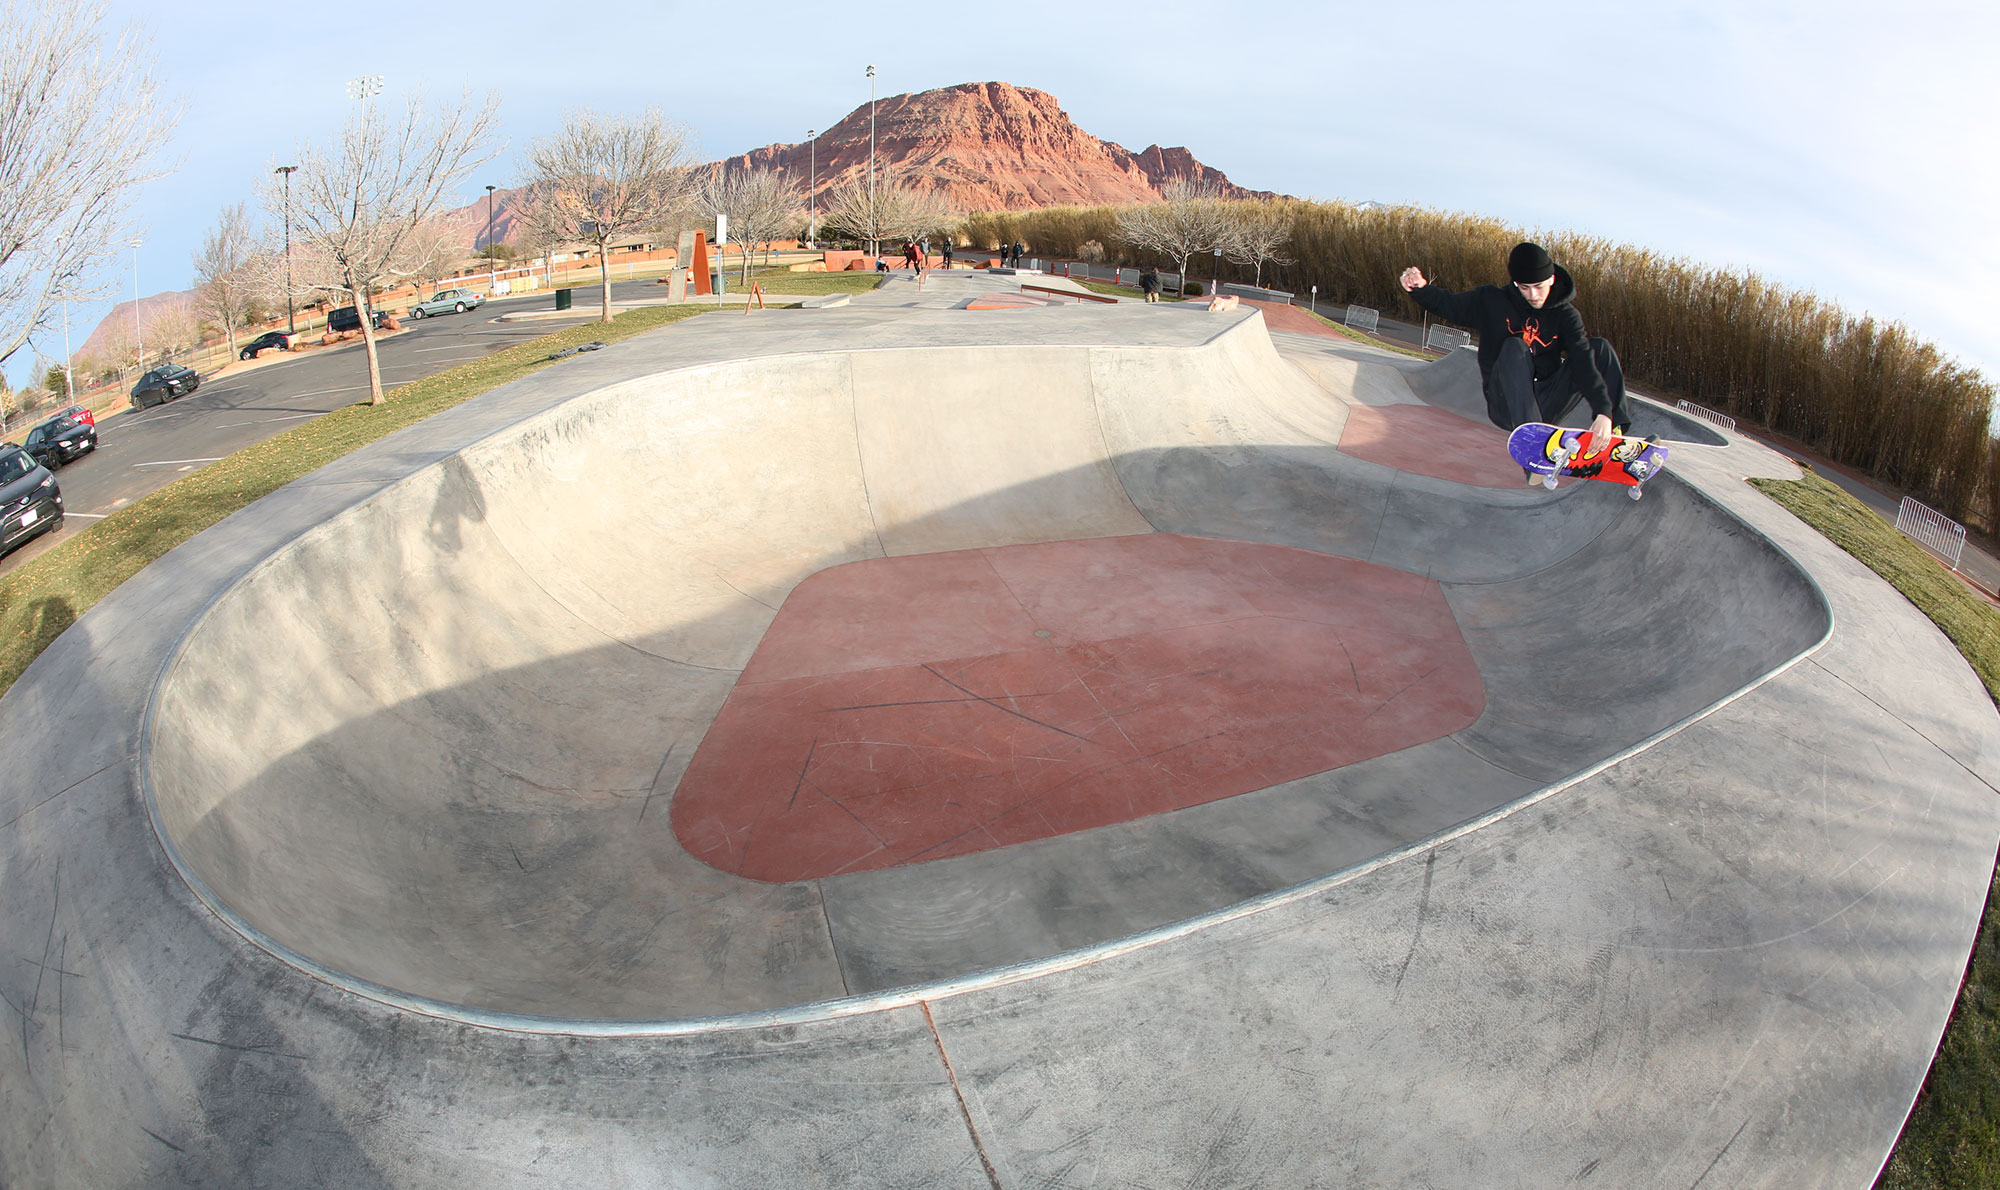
left=1409, top=264, right=1614, bottom=420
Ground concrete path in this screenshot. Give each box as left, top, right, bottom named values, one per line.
left=1, top=291, right=1994, bottom=1187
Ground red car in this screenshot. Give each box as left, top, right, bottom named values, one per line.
left=52, top=403, right=94, bottom=428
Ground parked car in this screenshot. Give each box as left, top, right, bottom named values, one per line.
left=20, top=411, right=96, bottom=470
left=407, top=288, right=485, bottom=319
left=0, top=444, right=62, bottom=557
left=51, top=403, right=94, bottom=428
left=327, top=305, right=390, bottom=333
left=130, top=364, right=200, bottom=409
left=240, top=330, right=294, bottom=360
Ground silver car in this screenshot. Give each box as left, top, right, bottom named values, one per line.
left=407, top=287, right=486, bottom=319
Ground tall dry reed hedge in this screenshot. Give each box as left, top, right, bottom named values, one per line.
left=963, top=200, right=1995, bottom=522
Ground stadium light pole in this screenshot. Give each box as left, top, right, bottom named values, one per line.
left=129, top=238, right=142, bottom=370
left=807, top=129, right=816, bottom=249
left=866, top=65, right=877, bottom=254
left=60, top=301, right=73, bottom=402
left=275, top=164, right=298, bottom=334
left=486, top=184, right=498, bottom=295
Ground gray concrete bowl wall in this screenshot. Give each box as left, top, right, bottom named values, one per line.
left=146, top=323, right=1831, bottom=1022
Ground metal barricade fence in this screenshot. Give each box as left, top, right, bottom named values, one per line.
left=1425, top=325, right=1471, bottom=351
left=1675, top=399, right=1737, bottom=432
left=1895, top=496, right=1967, bottom=570
left=1344, top=305, right=1380, bottom=334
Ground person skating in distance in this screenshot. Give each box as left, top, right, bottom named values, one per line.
left=1399, top=242, right=1633, bottom=462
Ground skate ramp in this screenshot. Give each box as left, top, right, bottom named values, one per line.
left=147, top=314, right=1829, bottom=1020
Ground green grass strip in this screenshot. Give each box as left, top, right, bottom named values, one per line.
left=718, top=266, right=886, bottom=296
left=0, top=304, right=715, bottom=695
left=1073, top=279, right=1184, bottom=302
left=1750, top=471, right=2000, bottom=705
left=1750, top=470, right=2000, bottom=1187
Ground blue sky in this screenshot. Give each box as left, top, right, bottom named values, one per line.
left=27, top=0, right=1998, bottom=391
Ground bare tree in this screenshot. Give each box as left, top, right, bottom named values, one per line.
left=701, top=169, right=801, bottom=285
left=266, top=91, right=499, bottom=405
left=1117, top=179, right=1232, bottom=295
left=141, top=295, right=201, bottom=364
left=822, top=177, right=958, bottom=257
left=0, top=0, right=175, bottom=369
left=519, top=108, right=698, bottom=322
left=191, top=202, right=257, bottom=358
left=397, top=215, right=473, bottom=296
left=1222, top=201, right=1295, bottom=288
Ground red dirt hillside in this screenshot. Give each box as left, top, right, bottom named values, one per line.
left=715, top=81, right=1271, bottom=211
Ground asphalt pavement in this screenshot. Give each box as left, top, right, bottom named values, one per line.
left=0, top=291, right=605, bottom=577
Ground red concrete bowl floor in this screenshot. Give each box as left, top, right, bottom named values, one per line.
left=672, top=533, right=1485, bottom=882
left=1338, top=403, right=1525, bottom=489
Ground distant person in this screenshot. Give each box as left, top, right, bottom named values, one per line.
left=1139, top=267, right=1162, bottom=303
left=875, top=255, right=889, bottom=273
left=1398, top=241, right=1632, bottom=448
left=941, top=240, right=955, bottom=268
left=1011, top=241, right=1025, bottom=269
left=902, top=240, right=920, bottom=270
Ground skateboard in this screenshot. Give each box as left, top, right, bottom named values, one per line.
left=1507, top=423, right=1669, bottom=500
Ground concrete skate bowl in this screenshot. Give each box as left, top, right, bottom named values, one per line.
left=145, top=315, right=1829, bottom=1025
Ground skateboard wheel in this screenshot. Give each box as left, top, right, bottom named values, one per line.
left=1629, top=485, right=1644, bottom=501
left=1542, top=474, right=1559, bottom=490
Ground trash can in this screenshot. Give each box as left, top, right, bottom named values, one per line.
left=555, top=288, right=572, bottom=311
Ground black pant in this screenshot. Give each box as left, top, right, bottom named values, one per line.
left=1482, top=336, right=1631, bottom=432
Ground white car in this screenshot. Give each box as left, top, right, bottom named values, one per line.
left=407, top=288, right=486, bottom=319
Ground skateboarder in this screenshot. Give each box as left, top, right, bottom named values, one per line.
left=1139, top=267, right=1162, bottom=303
left=1398, top=242, right=1632, bottom=448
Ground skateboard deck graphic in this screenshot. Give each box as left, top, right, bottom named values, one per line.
left=1507, top=423, right=1669, bottom=499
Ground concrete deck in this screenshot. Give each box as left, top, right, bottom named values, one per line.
left=2, top=269, right=1995, bottom=1186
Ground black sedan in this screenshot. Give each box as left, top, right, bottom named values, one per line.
left=20, top=412, right=96, bottom=470
left=130, top=364, right=200, bottom=409
left=0, top=445, right=62, bottom=557
left=240, top=331, right=294, bottom=360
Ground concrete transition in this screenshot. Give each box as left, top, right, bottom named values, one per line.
left=2, top=270, right=1995, bottom=1187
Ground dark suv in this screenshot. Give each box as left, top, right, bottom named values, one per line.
left=130, top=363, right=200, bottom=409
left=21, top=412, right=96, bottom=470
left=327, top=305, right=390, bottom=333
left=0, top=444, right=62, bottom=557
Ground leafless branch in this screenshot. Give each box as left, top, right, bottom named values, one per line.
left=0, top=0, right=176, bottom=366
left=519, top=108, right=698, bottom=321
left=263, top=90, right=500, bottom=404
left=1117, top=179, right=1231, bottom=295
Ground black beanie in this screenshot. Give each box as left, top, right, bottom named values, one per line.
left=1508, top=242, right=1555, bottom=284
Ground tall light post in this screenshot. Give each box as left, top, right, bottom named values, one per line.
left=60, top=301, right=73, bottom=402
left=807, top=129, right=817, bottom=249
left=129, top=238, right=142, bottom=370
left=866, top=65, right=877, bottom=254
left=485, top=184, right=498, bottom=295
left=275, top=164, right=298, bottom=334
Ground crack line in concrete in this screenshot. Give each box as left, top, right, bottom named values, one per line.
left=922, top=1000, right=1002, bottom=1189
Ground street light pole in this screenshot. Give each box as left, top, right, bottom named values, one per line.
left=129, top=238, right=142, bottom=370
left=486, top=184, right=497, bottom=295
left=866, top=65, right=877, bottom=255
left=275, top=164, right=298, bottom=334
left=807, top=129, right=816, bottom=249
left=61, top=301, right=73, bottom=402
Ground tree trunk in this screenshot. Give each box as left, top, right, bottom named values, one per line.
left=597, top=239, right=613, bottom=323
left=349, top=274, right=385, bottom=406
